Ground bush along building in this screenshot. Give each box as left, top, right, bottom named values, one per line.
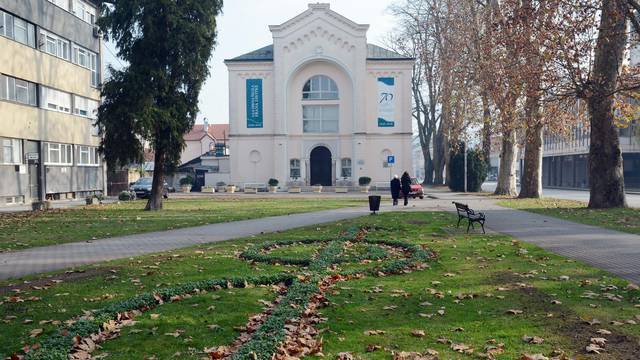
left=0, top=0, right=104, bottom=206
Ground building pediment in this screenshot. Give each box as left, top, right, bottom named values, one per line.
left=269, top=3, right=369, bottom=39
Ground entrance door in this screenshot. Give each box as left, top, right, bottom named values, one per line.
left=310, top=146, right=332, bottom=186
left=28, top=163, right=39, bottom=201
left=194, top=169, right=206, bottom=192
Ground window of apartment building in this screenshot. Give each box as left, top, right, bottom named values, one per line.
left=72, top=44, right=98, bottom=86
left=77, top=145, right=99, bottom=166
left=0, top=74, right=38, bottom=106
left=48, top=0, right=71, bottom=12
left=44, top=142, right=73, bottom=165
left=39, top=29, right=70, bottom=61
left=41, top=86, right=72, bottom=113
left=290, top=159, right=301, bottom=179
left=0, top=10, right=35, bottom=47
left=73, top=0, right=96, bottom=25
left=73, top=95, right=98, bottom=118
left=1, top=138, right=22, bottom=165
left=341, top=158, right=352, bottom=178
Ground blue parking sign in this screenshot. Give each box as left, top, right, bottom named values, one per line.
left=387, top=155, right=395, bottom=164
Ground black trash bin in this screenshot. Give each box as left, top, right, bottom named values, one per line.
left=368, top=195, right=381, bottom=215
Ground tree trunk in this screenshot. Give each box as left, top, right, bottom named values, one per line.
left=494, top=129, right=518, bottom=196
left=433, top=128, right=445, bottom=185
left=423, top=151, right=434, bottom=185
left=587, top=0, right=627, bottom=208
left=145, top=150, right=165, bottom=211
left=481, top=92, right=492, bottom=163
left=519, top=123, right=543, bottom=198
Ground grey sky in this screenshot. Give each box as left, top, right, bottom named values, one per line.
left=104, top=0, right=398, bottom=125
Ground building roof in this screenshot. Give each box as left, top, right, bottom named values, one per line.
left=184, top=124, right=230, bottom=142
left=225, top=44, right=413, bottom=62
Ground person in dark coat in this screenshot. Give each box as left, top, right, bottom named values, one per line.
left=401, top=171, right=412, bottom=206
left=390, top=175, right=401, bottom=206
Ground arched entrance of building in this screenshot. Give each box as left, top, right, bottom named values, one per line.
left=310, top=146, right=332, bottom=186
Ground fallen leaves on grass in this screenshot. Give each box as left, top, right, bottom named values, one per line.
left=522, top=335, right=544, bottom=344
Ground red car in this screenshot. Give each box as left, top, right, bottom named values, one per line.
left=400, top=177, right=424, bottom=199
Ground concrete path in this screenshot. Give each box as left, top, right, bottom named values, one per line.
left=1, top=191, right=639, bottom=285
left=0, top=205, right=374, bottom=280
left=423, top=191, right=640, bottom=284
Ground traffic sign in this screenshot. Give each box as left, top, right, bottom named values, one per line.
left=387, top=155, right=395, bottom=165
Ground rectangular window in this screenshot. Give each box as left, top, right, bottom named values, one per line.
left=44, top=142, right=73, bottom=165
left=48, top=0, right=71, bottom=12
left=90, top=52, right=99, bottom=87
left=73, top=44, right=93, bottom=68
left=40, top=29, right=71, bottom=61
left=302, top=105, right=339, bottom=133
left=290, top=159, right=301, bottom=179
left=341, top=158, right=352, bottom=178
left=41, top=86, right=71, bottom=113
left=73, top=95, right=98, bottom=118
left=77, top=145, right=99, bottom=166
left=0, top=11, right=35, bottom=47
left=73, top=0, right=97, bottom=24
left=0, top=74, right=38, bottom=106
left=1, top=138, right=21, bottom=165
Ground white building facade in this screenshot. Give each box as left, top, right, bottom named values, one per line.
left=225, top=3, right=414, bottom=188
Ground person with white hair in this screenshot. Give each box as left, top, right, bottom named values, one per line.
left=390, top=174, right=401, bottom=206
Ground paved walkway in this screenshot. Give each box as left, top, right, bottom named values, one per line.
left=423, top=191, right=640, bottom=284
left=1, top=192, right=639, bottom=284
left=0, top=205, right=376, bottom=280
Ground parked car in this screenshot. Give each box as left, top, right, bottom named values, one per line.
left=130, top=177, right=169, bottom=199
left=400, top=177, right=424, bottom=199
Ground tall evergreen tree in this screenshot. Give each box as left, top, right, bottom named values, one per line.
left=97, top=0, right=223, bottom=210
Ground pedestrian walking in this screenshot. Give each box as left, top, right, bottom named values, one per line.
left=401, top=171, right=412, bottom=206
left=390, top=175, right=401, bottom=206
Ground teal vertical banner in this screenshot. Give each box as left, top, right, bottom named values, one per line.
left=377, top=77, right=395, bottom=127
left=246, top=79, right=263, bottom=128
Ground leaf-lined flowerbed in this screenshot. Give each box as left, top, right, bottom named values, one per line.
left=23, top=274, right=294, bottom=360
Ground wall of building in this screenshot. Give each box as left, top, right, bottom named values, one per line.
left=226, top=4, right=413, bottom=188
left=0, top=0, right=104, bottom=204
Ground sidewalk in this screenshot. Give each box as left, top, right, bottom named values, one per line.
left=0, top=205, right=374, bottom=280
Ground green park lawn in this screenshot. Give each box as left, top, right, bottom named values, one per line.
left=497, top=197, right=640, bottom=235
left=0, top=197, right=366, bottom=252
left=1, top=212, right=639, bottom=359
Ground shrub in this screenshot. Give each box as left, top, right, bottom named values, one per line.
left=448, top=145, right=488, bottom=192
left=358, top=176, right=372, bottom=186
left=268, top=178, right=279, bottom=187
left=118, top=191, right=135, bottom=201
left=179, top=175, right=193, bottom=186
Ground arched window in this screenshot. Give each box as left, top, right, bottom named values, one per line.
left=302, top=75, right=338, bottom=100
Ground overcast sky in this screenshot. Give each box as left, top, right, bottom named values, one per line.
left=103, top=0, right=399, bottom=125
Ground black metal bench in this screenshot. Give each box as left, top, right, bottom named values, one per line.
left=453, top=202, right=486, bottom=234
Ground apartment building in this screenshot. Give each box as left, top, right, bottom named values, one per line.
left=0, top=0, right=104, bottom=205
